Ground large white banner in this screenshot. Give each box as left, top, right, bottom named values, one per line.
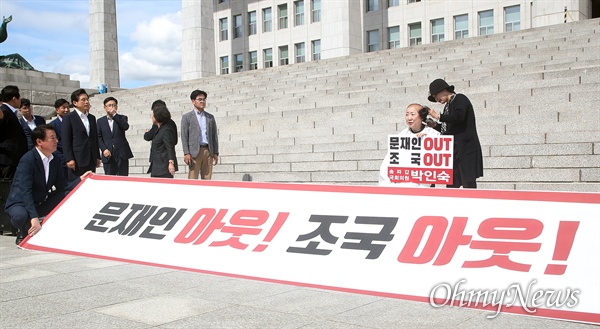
left=23, top=175, right=600, bottom=324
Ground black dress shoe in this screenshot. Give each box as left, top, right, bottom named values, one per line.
left=15, top=228, right=26, bottom=246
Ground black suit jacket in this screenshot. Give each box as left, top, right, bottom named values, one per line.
left=19, top=115, right=46, bottom=150
left=148, top=123, right=178, bottom=177
left=62, top=110, right=101, bottom=170
left=49, top=117, right=64, bottom=154
left=97, top=114, right=134, bottom=163
left=4, top=148, right=78, bottom=218
left=0, top=104, right=27, bottom=167
left=144, top=119, right=178, bottom=144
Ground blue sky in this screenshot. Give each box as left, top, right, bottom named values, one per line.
left=0, top=0, right=182, bottom=89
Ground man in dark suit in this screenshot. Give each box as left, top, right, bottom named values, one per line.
left=18, top=98, right=46, bottom=150
left=4, top=125, right=90, bottom=245
left=97, top=97, right=134, bottom=176
left=62, top=89, right=101, bottom=181
left=49, top=99, right=71, bottom=179
left=0, top=85, right=27, bottom=179
left=427, top=79, right=483, bottom=188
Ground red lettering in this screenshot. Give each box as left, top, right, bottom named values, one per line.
left=174, top=208, right=219, bottom=244
left=423, top=153, right=452, bottom=167
left=398, top=216, right=448, bottom=264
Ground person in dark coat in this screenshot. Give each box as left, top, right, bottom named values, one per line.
left=0, top=85, right=27, bottom=178
left=427, top=79, right=483, bottom=188
left=4, top=125, right=90, bottom=246
left=62, top=89, right=101, bottom=181
left=18, top=98, right=46, bottom=150
left=148, top=104, right=178, bottom=178
left=97, top=97, right=134, bottom=176
left=49, top=98, right=71, bottom=179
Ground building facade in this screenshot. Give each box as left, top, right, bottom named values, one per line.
left=181, top=0, right=596, bottom=79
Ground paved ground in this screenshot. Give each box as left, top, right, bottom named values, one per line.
left=0, top=234, right=596, bottom=329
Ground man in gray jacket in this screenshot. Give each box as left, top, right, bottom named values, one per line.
left=181, top=90, right=219, bottom=180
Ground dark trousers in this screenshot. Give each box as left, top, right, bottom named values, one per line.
left=68, top=162, right=96, bottom=181
left=151, top=172, right=173, bottom=179
left=103, top=157, right=129, bottom=176
left=447, top=157, right=477, bottom=189
left=6, top=193, right=64, bottom=238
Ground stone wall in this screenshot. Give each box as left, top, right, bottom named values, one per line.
left=0, top=67, right=81, bottom=119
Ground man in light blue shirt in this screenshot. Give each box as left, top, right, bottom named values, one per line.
left=180, top=90, right=219, bottom=180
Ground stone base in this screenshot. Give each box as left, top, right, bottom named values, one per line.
left=0, top=67, right=81, bottom=119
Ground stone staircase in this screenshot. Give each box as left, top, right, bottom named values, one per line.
left=89, top=18, right=600, bottom=192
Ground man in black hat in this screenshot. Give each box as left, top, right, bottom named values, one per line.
left=427, top=79, right=483, bottom=188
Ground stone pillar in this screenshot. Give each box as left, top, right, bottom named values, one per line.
left=320, top=0, right=362, bottom=59
left=181, top=0, right=215, bottom=80
left=89, top=0, right=120, bottom=89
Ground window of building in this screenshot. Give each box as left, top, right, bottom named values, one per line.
left=234, top=15, right=242, bottom=38
left=295, top=42, right=305, bottom=63
left=388, top=26, right=400, bottom=49
left=389, top=0, right=400, bottom=7
left=220, top=56, right=229, bottom=74
left=278, top=4, right=288, bottom=29
left=279, top=45, right=289, bottom=65
left=367, top=0, right=378, bottom=12
left=263, top=7, right=272, bottom=32
left=504, top=5, right=520, bottom=32
left=431, top=18, right=444, bottom=43
left=234, top=53, right=243, bottom=72
left=249, top=51, right=258, bottom=70
left=367, top=30, right=380, bottom=52
left=312, top=39, right=321, bottom=60
left=248, top=11, right=257, bottom=35
left=407, top=0, right=421, bottom=3
left=454, top=14, right=468, bottom=39
left=219, top=18, right=228, bottom=41
left=311, top=0, right=321, bottom=23
left=478, top=9, right=494, bottom=35
left=264, top=48, right=273, bottom=68
left=409, top=22, right=422, bottom=46
left=294, top=1, right=304, bottom=26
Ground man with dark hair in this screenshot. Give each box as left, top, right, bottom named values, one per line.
left=18, top=98, right=46, bottom=150
left=181, top=90, right=219, bottom=180
left=97, top=97, right=133, bottom=176
left=4, top=124, right=90, bottom=246
left=0, top=85, right=27, bottom=178
left=49, top=98, right=71, bottom=178
left=62, top=89, right=101, bottom=181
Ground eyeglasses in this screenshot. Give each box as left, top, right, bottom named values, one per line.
left=195, top=98, right=206, bottom=102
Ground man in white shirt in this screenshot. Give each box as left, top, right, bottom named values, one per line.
left=97, top=97, right=133, bottom=176
left=4, top=125, right=90, bottom=246
left=18, top=98, right=46, bottom=150
left=61, top=89, right=101, bottom=181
